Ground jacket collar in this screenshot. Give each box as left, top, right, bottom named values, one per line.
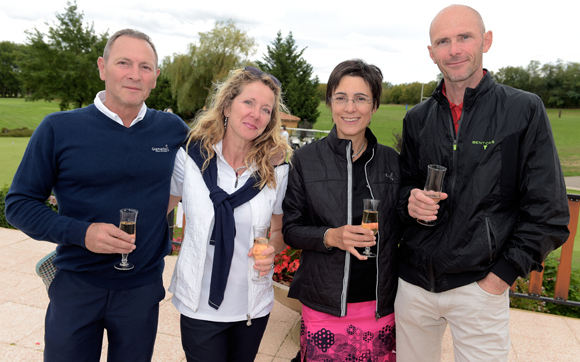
left=432, top=69, right=496, bottom=112
left=327, top=124, right=379, bottom=157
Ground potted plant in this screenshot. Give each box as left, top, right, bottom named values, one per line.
left=272, top=246, right=302, bottom=346
left=272, top=246, right=302, bottom=314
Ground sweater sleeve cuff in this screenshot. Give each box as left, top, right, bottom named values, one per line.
left=490, top=256, right=521, bottom=287
left=66, top=220, right=92, bottom=248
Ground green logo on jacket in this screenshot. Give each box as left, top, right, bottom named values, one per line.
left=472, top=140, right=495, bottom=150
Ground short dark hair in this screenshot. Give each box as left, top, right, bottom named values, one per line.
left=103, top=29, right=158, bottom=66
left=325, top=59, right=383, bottom=110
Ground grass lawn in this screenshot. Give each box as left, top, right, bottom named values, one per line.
left=0, top=137, right=30, bottom=186
left=547, top=109, right=580, bottom=176
left=0, top=98, right=60, bottom=130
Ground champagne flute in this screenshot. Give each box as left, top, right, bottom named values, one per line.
left=361, top=199, right=379, bottom=259
left=251, top=225, right=270, bottom=282
left=417, top=164, right=447, bottom=227
left=114, top=208, right=138, bottom=271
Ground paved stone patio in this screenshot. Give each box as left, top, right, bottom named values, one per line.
left=2, top=227, right=580, bottom=361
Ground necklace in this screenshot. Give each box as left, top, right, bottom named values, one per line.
left=352, top=139, right=367, bottom=159
left=234, top=165, right=248, bottom=188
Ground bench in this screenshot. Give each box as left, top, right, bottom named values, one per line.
left=509, top=193, right=580, bottom=307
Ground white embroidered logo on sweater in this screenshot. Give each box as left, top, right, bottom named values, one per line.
left=152, top=144, right=169, bottom=152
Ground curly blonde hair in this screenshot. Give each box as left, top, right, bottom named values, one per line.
left=186, top=68, right=292, bottom=189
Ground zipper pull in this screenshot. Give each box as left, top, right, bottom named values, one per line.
left=453, top=140, right=457, bottom=151
left=246, top=314, right=252, bottom=326
left=375, top=311, right=380, bottom=321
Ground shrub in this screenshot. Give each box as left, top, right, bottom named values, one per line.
left=45, top=195, right=58, bottom=212
left=510, top=255, right=580, bottom=318
left=0, top=127, right=34, bottom=137
left=0, top=184, right=16, bottom=229
left=171, top=237, right=182, bottom=256
left=0, top=185, right=58, bottom=230
left=391, top=128, right=403, bottom=153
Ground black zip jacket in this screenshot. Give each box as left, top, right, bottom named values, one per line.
left=283, top=126, right=401, bottom=317
left=397, top=71, right=570, bottom=293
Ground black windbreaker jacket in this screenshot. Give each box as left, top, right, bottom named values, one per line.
left=397, top=71, right=570, bottom=293
left=283, top=126, right=401, bottom=317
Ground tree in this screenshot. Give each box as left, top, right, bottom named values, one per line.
left=382, top=84, right=405, bottom=104
left=494, top=65, right=531, bottom=91
left=541, top=60, right=580, bottom=108
left=165, top=20, right=256, bottom=117
left=19, top=1, right=108, bottom=110
left=316, top=83, right=327, bottom=102
left=146, top=57, right=178, bottom=113
left=0, top=42, right=27, bottom=97
left=399, top=82, right=424, bottom=105
left=494, top=60, right=580, bottom=109
left=257, top=31, right=320, bottom=127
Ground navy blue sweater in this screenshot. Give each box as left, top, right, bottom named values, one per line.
left=6, top=104, right=189, bottom=290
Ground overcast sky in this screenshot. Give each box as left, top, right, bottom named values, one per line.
left=1, top=0, right=579, bottom=85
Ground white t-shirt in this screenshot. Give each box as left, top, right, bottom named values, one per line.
left=169, top=140, right=287, bottom=322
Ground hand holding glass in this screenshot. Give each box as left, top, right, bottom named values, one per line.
left=361, top=199, right=379, bottom=259
left=417, top=165, right=446, bottom=227
left=115, top=208, right=138, bottom=270
left=252, top=225, right=269, bottom=282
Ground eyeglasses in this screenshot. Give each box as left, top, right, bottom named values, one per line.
left=329, top=95, right=373, bottom=107
left=243, top=66, right=281, bottom=88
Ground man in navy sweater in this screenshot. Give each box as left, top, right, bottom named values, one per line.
left=5, top=29, right=189, bottom=361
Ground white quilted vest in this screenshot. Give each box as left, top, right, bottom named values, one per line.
left=168, top=156, right=286, bottom=319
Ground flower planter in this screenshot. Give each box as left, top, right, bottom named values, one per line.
left=273, top=281, right=302, bottom=313
left=273, top=281, right=302, bottom=346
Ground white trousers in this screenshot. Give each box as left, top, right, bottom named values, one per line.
left=395, top=278, right=510, bottom=362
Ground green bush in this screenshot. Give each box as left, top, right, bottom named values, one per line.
left=510, top=255, right=580, bottom=318
left=0, top=127, right=34, bottom=137
left=0, top=184, right=15, bottom=229
left=0, top=184, right=58, bottom=230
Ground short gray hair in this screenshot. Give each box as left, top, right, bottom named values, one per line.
left=103, top=29, right=158, bottom=66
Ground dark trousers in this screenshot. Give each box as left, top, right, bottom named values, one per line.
left=44, top=269, right=165, bottom=362
left=180, top=313, right=270, bottom=362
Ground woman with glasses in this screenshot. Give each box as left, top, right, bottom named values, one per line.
left=167, top=67, right=291, bottom=362
left=283, top=59, right=400, bottom=361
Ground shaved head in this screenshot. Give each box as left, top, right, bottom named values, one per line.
left=429, top=4, right=486, bottom=43
left=427, top=4, right=492, bottom=91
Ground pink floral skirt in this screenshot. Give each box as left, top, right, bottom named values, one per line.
left=300, top=301, right=396, bottom=362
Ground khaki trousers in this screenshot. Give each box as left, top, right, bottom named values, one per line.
left=395, top=278, right=510, bottom=362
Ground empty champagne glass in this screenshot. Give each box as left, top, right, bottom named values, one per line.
left=252, top=225, right=269, bottom=282
left=114, top=208, right=138, bottom=270
left=361, top=199, right=379, bottom=259
left=417, top=164, right=447, bottom=227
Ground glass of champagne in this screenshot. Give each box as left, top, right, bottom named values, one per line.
left=252, top=225, right=269, bottom=282
left=361, top=199, right=379, bottom=259
left=114, top=208, right=138, bottom=271
left=417, top=164, right=447, bottom=227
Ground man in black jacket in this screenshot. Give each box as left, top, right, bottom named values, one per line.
left=395, top=5, right=570, bottom=361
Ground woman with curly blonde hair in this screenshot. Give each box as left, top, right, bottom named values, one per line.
left=167, top=66, right=292, bottom=362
